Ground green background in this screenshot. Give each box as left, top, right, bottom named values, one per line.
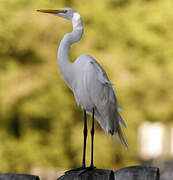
left=0, top=0, right=173, bottom=173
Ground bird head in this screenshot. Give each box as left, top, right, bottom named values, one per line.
left=37, top=8, right=81, bottom=23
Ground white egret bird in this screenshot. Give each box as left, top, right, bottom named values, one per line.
left=37, top=8, right=127, bottom=170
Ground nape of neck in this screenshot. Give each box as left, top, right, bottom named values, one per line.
left=57, top=14, right=83, bottom=88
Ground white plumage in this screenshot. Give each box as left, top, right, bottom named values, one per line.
left=72, top=54, right=127, bottom=147
left=37, top=8, right=127, bottom=148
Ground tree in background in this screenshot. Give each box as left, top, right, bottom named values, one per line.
left=0, top=0, right=173, bottom=173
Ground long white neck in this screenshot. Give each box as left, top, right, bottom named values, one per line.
left=57, top=14, right=83, bottom=88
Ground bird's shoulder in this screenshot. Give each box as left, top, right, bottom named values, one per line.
left=77, top=54, right=113, bottom=87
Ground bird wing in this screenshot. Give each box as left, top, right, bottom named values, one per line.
left=86, top=55, right=126, bottom=128
left=89, top=58, right=113, bottom=88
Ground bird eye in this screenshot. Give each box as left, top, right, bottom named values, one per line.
left=62, top=10, right=67, bottom=13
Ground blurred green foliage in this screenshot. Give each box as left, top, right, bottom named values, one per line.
left=0, top=0, right=173, bottom=173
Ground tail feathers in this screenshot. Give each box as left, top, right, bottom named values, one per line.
left=117, top=124, right=128, bottom=149
left=117, top=113, right=126, bottom=128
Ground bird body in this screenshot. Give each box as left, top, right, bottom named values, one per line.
left=70, top=54, right=126, bottom=135
left=37, top=8, right=127, bottom=148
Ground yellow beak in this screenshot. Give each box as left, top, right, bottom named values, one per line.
left=36, top=9, right=66, bottom=14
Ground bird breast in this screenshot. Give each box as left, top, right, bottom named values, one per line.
left=72, top=59, right=95, bottom=111
left=71, top=55, right=109, bottom=112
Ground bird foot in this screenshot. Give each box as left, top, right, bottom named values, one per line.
left=78, top=165, right=96, bottom=175
left=65, top=166, right=96, bottom=175
left=65, top=167, right=86, bottom=174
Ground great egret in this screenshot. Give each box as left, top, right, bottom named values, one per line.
left=37, top=8, right=127, bottom=170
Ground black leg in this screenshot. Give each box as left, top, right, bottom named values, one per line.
left=65, top=110, right=88, bottom=174
left=65, top=109, right=95, bottom=175
left=90, top=108, right=95, bottom=167
left=78, top=108, right=96, bottom=175
left=82, top=109, right=87, bottom=168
